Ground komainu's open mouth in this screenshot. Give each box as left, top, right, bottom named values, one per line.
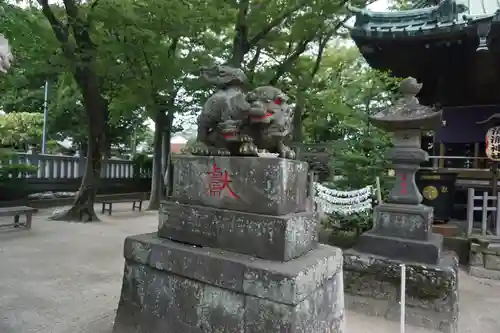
left=222, top=131, right=238, bottom=139
left=251, top=111, right=273, bottom=120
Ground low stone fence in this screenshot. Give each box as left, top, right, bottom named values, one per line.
left=469, top=241, right=500, bottom=280
left=343, top=250, right=458, bottom=333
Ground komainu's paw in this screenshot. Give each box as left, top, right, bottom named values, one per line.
left=215, top=148, right=231, bottom=156
left=240, top=134, right=253, bottom=143
left=239, top=142, right=258, bottom=156
left=280, top=145, right=296, bottom=159
left=189, top=140, right=210, bottom=155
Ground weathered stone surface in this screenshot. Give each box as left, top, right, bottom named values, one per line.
left=353, top=231, right=443, bottom=265
left=158, top=201, right=318, bottom=261
left=469, top=266, right=500, bottom=280
left=343, top=249, right=459, bottom=333
left=484, top=253, right=500, bottom=271
left=371, top=203, right=433, bottom=241
left=171, top=155, right=308, bottom=215
left=123, top=233, right=342, bottom=305
left=114, top=233, right=345, bottom=333
left=468, top=243, right=500, bottom=278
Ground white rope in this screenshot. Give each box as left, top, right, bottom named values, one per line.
left=313, top=182, right=373, bottom=215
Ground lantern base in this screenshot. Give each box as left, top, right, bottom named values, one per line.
left=353, top=203, right=442, bottom=265
left=353, top=231, right=442, bottom=265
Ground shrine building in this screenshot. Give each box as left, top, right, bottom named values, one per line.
left=347, top=0, right=500, bottom=222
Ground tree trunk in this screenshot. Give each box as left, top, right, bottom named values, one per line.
left=50, top=69, right=107, bottom=222
left=292, top=90, right=305, bottom=142
left=147, top=111, right=166, bottom=210
left=50, top=135, right=101, bottom=222
left=161, top=131, right=169, bottom=174
left=163, top=108, right=174, bottom=198
left=39, top=0, right=107, bottom=222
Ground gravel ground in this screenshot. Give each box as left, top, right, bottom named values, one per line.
left=0, top=204, right=499, bottom=333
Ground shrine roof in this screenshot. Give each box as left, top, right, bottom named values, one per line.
left=347, top=0, right=500, bottom=40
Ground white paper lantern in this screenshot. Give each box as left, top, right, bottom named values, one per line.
left=486, top=126, right=500, bottom=161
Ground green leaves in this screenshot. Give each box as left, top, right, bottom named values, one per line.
left=291, top=44, right=398, bottom=192
left=0, top=111, right=43, bottom=146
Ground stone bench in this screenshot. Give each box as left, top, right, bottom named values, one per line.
left=0, top=206, right=37, bottom=229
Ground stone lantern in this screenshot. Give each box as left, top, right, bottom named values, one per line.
left=353, top=77, right=444, bottom=264
left=342, top=78, right=459, bottom=332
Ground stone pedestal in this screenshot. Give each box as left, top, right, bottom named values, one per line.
left=343, top=250, right=459, bottom=333
left=354, top=203, right=443, bottom=265
left=113, top=156, right=345, bottom=333
left=171, top=156, right=309, bottom=215
left=158, top=201, right=318, bottom=261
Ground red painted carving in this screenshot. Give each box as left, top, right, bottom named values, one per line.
left=400, top=173, right=408, bottom=195
left=207, top=164, right=239, bottom=198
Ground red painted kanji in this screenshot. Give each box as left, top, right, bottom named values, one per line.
left=400, top=173, right=408, bottom=195
left=207, top=164, right=239, bottom=198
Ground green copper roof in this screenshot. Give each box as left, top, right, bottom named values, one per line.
left=460, top=0, right=500, bottom=15
left=347, top=0, right=500, bottom=40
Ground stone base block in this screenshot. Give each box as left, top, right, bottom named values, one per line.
left=469, top=242, right=500, bottom=280
left=343, top=249, right=459, bottom=333
left=171, top=155, right=308, bottom=215
left=353, top=231, right=443, bottom=265
left=372, top=204, right=434, bottom=241
left=158, top=201, right=318, bottom=261
left=113, top=233, right=345, bottom=333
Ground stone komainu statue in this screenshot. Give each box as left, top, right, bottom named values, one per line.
left=0, top=34, right=12, bottom=74
left=192, top=65, right=295, bottom=159
left=243, top=85, right=295, bottom=159
left=194, top=65, right=251, bottom=156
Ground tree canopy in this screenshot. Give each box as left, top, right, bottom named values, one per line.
left=0, top=0, right=403, bottom=219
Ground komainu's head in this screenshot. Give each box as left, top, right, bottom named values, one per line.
left=0, top=35, right=12, bottom=74
left=246, top=86, right=292, bottom=136
left=200, top=65, right=247, bottom=87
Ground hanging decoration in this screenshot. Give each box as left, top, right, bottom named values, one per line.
left=486, top=126, right=500, bottom=161
left=313, top=182, right=373, bottom=215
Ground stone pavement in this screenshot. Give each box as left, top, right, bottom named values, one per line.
left=0, top=203, right=500, bottom=333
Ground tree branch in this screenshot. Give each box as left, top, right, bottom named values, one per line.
left=309, top=32, right=331, bottom=80
left=37, top=0, right=72, bottom=59
left=229, top=0, right=250, bottom=66
left=246, top=44, right=262, bottom=84
left=268, top=37, right=314, bottom=86
left=248, top=1, right=308, bottom=48
left=89, top=0, right=100, bottom=11
left=144, top=38, right=179, bottom=108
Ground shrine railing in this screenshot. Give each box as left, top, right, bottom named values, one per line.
left=466, top=188, right=500, bottom=236
left=5, top=153, right=151, bottom=179
left=425, top=155, right=491, bottom=170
